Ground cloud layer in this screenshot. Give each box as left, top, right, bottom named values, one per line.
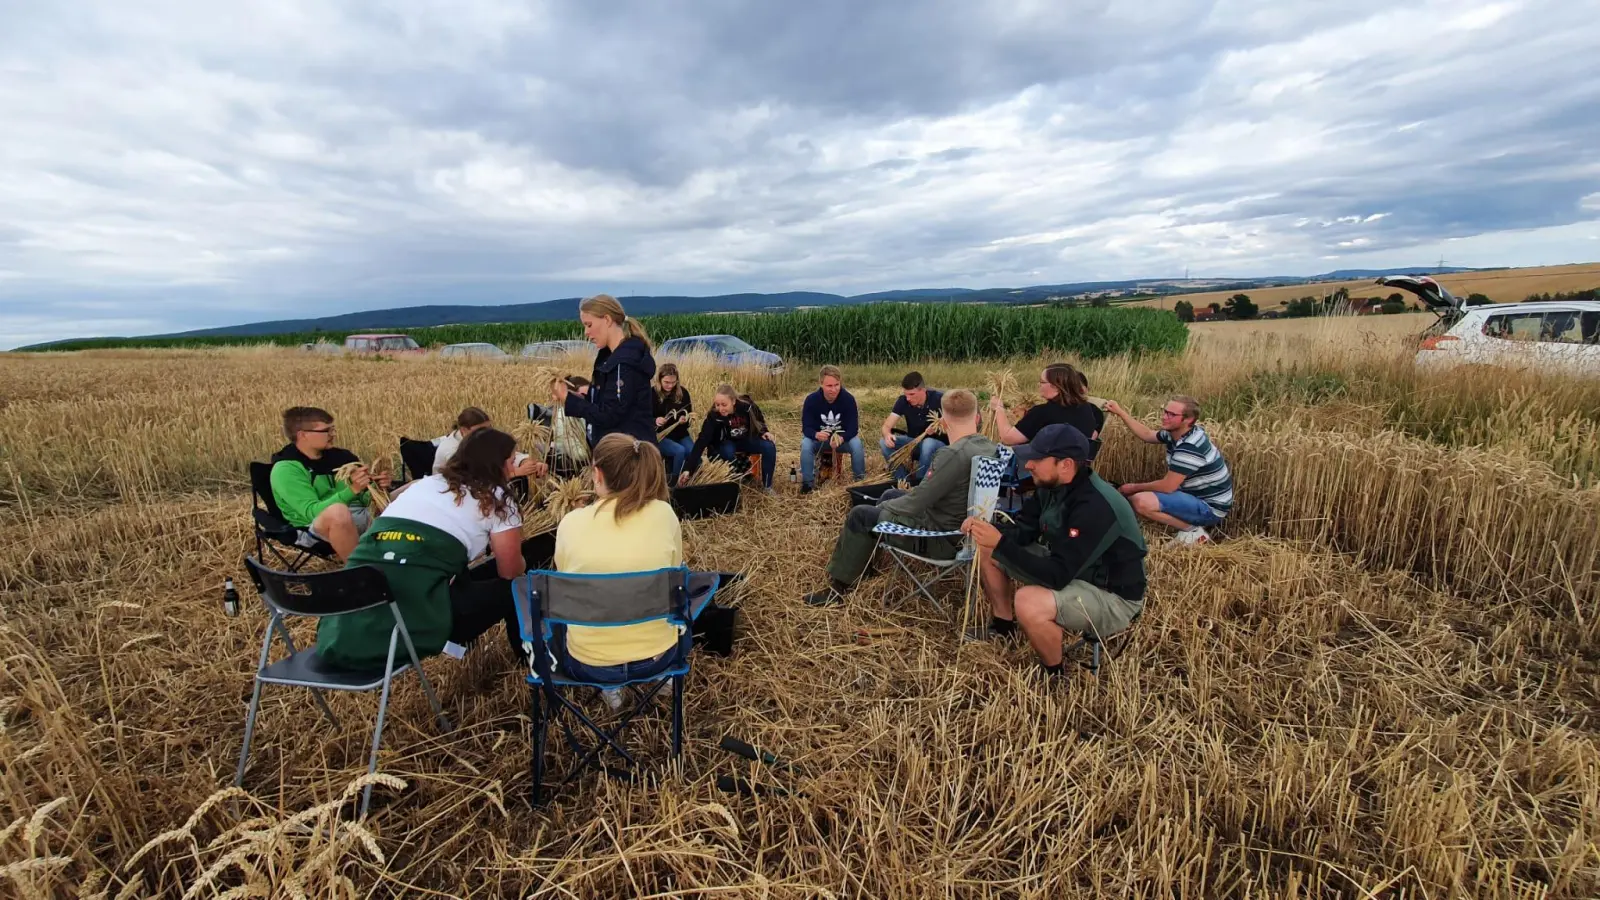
left=3, top=0, right=1598, bottom=346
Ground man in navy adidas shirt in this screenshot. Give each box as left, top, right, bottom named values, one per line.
left=799, top=365, right=865, bottom=492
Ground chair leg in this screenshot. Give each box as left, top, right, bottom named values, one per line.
left=360, top=630, right=402, bottom=819
left=529, top=683, right=547, bottom=807
left=234, top=678, right=266, bottom=788
left=671, top=674, right=684, bottom=761
left=394, top=619, right=451, bottom=733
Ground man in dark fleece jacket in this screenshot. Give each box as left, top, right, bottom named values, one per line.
left=799, top=364, right=865, bottom=490
left=963, top=424, right=1147, bottom=676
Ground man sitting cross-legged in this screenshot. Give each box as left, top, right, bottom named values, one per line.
left=804, top=389, right=996, bottom=607
left=269, top=406, right=390, bottom=560
left=962, top=424, right=1147, bottom=677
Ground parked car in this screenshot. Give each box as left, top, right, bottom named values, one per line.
left=439, top=342, right=511, bottom=361
left=343, top=333, right=424, bottom=356
left=657, top=335, right=784, bottom=374
left=1380, top=275, right=1600, bottom=377
left=520, top=339, right=595, bottom=361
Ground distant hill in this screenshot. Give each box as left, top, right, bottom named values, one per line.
left=13, top=266, right=1495, bottom=349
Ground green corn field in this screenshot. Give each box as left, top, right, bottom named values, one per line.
left=26, top=303, right=1187, bottom=362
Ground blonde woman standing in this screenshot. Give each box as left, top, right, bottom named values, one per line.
left=551, top=294, right=659, bottom=445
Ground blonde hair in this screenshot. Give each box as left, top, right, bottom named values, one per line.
left=579, top=293, right=653, bottom=351
left=942, top=389, right=977, bottom=420
left=591, top=433, right=668, bottom=521
left=1170, top=395, right=1200, bottom=421
left=819, top=364, right=842, bottom=382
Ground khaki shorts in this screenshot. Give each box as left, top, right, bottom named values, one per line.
left=993, top=544, right=1143, bottom=638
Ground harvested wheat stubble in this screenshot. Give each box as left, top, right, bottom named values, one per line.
left=4, top=344, right=1600, bottom=898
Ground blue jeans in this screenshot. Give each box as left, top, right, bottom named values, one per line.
left=718, top=437, right=777, bottom=488
left=1155, top=491, right=1224, bottom=527
left=554, top=636, right=676, bottom=684
left=881, top=435, right=945, bottom=481
left=659, top=436, right=693, bottom=482
left=800, top=435, right=865, bottom=486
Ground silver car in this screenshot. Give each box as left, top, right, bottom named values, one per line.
left=520, top=339, right=595, bottom=361
left=439, top=342, right=511, bottom=361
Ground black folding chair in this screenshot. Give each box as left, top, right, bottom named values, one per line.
left=1066, top=611, right=1141, bottom=676
left=234, top=557, right=450, bottom=817
left=249, top=462, right=336, bottom=572
left=398, top=438, right=437, bottom=483
left=513, top=568, right=720, bottom=805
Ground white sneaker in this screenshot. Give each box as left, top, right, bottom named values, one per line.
left=601, top=687, right=624, bottom=711
left=1170, top=527, right=1211, bottom=546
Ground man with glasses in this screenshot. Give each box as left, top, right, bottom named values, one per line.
left=1103, top=395, right=1232, bottom=545
left=269, top=407, right=389, bottom=560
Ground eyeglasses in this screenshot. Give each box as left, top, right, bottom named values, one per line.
left=303, top=426, right=337, bottom=434
left=1160, top=409, right=1186, bottom=419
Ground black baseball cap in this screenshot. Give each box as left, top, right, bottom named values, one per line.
left=1012, top=423, right=1092, bottom=465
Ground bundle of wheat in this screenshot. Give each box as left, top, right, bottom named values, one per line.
left=365, top=456, right=393, bottom=513
left=685, top=458, right=738, bottom=487
left=542, top=470, right=595, bottom=520
left=657, top=409, right=694, bottom=442
left=981, top=369, right=1019, bottom=442
left=515, top=420, right=553, bottom=460
left=886, top=410, right=944, bottom=475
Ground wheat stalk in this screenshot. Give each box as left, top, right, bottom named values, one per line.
left=656, top=409, right=693, bottom=442
left=887, top=410, right=943, bottom=475
left=685, top=459, right=737, bottom=487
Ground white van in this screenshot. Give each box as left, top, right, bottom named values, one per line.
left=1377, top=276, right=1600, bottom=377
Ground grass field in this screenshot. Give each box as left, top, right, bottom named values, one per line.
left=3, top=320, right=1599, bottom=898
left=1129, top=262, right=1600, bottom=311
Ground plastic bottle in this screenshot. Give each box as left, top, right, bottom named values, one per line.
left=222, top=577, right=239, bottom=618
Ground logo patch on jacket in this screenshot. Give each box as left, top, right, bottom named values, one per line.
left=1068, top=527, right=1080, bottom=538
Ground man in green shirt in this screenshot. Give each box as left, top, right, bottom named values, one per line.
left=804, top=389, right=998, bottom=607
left=269, top=406, right=389, bottom=560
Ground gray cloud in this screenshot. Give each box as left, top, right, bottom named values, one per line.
left=2, top=0, right=1598, bottom=347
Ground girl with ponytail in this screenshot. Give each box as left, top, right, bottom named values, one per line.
left=551, top=293, right=660, bottom=445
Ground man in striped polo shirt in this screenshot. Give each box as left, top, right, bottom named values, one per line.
left=1103, top=396, right=1232, bottom=545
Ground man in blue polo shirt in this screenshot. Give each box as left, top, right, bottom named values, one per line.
left=1103, top=395, right=1233, bottom=545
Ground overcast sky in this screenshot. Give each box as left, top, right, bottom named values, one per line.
left=3, top=0, right=1598, bottom=347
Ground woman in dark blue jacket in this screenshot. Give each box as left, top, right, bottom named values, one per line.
left=551, top=294, right=659, bottom=445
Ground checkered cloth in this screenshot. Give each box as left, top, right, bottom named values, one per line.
left=873, top=521, right=962, bottom=539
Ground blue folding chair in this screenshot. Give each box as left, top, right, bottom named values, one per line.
left=513, top=568, right=720, bottom=805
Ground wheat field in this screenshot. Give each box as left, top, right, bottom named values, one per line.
left=2, top=324, right=1598, bottom=898
left=1128, top=262, right=1600, bottom=311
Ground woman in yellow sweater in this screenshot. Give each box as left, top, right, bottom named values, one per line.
left=553, top=433, right=684, bottom=688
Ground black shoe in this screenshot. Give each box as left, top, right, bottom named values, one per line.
left=989, top=616, right=1018, bottom=638
left=800, top=483, right=815, bottom=494
left=804, top=587, right=845, bottom=608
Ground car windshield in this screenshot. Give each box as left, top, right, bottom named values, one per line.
left=712, top=336, right=757, bottom=353
left=377, top=337, right=419, bottom=351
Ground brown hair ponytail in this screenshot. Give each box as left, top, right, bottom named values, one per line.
left=591, top=433, right=668, bottom=521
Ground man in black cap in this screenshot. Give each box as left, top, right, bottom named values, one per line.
left=961, top=424, right=1147, bottom=676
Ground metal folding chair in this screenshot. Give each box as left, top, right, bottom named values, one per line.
left=871, top=448, right=1011, bottom=624
left=513, top=568, right=720, bottom=806
left=234, top=557, right=450, bottom=818
left=248, top=462, right=337, bottom=572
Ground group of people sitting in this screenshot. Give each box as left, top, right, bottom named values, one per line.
left=263, top=292, right=1234, bottom=683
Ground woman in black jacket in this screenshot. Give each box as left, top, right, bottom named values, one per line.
left=552, top=294, right=659, bottom=445
left=653, top=363, right=694, bottom=482
left=680, top=384, right=777, bottom=491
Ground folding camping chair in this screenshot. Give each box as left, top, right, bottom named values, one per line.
left=249, top=461, right=338, bottom=572
left=871, top=448, right=1011, bottom=624
left=513, top=568, right=721, bottom=805
left=398, top=437, right=437, bottom=482
left=234, top=557, right=450, bottom=818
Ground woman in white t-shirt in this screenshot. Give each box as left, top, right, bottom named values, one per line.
left=434, top=407, right=547, bottom=480
left=316, top=428, right=531, bottom=670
